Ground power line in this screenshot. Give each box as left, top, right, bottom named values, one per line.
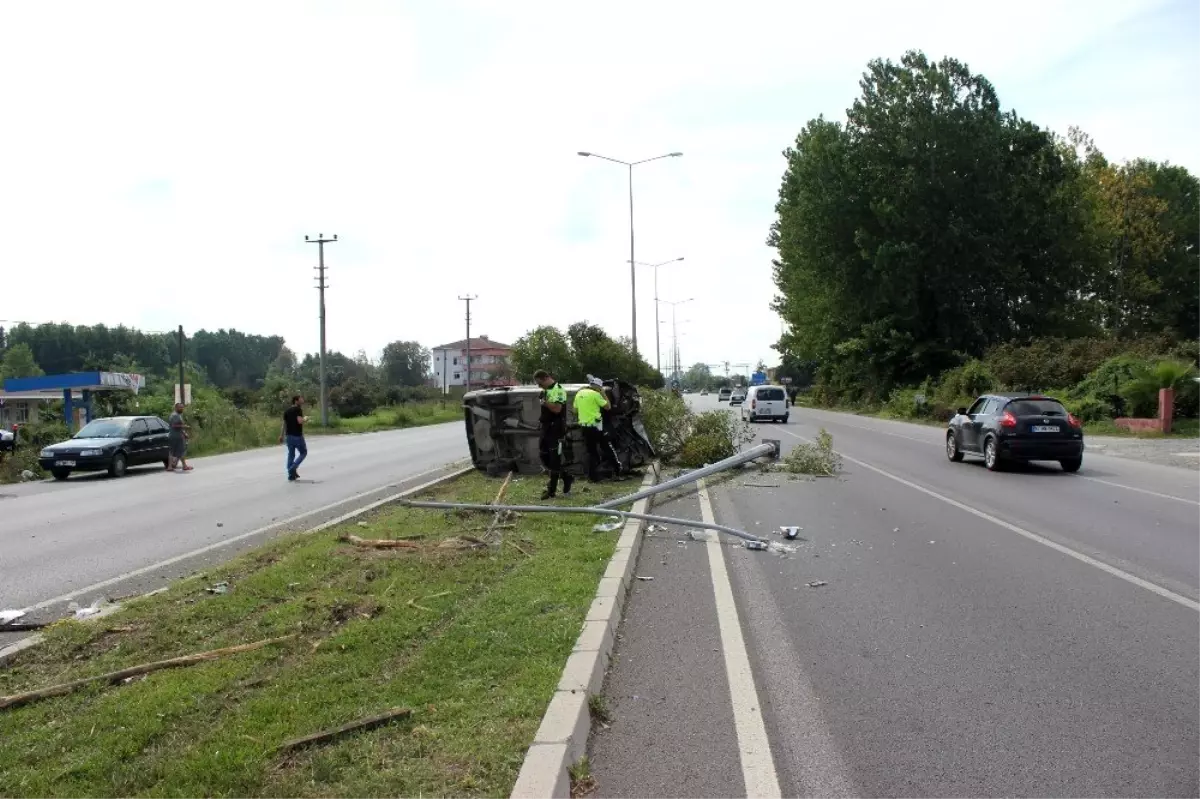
left=306, top=233, right=337, bottom=427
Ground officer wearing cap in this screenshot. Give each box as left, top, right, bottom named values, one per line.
left=574, top=375, right=623, bottom=482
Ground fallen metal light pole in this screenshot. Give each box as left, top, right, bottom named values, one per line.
left=596, top=440, right=780, bottom=510
left=396, top=499, right=767, bottom=544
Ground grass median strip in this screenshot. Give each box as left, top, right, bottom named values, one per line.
left=0, top=471, right=636, bottom=798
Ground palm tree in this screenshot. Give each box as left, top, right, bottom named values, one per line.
left=1124, top=360, right=1198, bottom=418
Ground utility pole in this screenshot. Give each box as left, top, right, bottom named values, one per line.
left=459, top=295, right=477, bottom=393
left=177, top=326, right=185, bottom=404
left=305, top=233, right=337, bottom=427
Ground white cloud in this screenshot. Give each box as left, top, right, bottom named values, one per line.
left=1, top=0, right=1195, bottom=373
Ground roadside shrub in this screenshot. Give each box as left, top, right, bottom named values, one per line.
left=1123, top=360, right=1199, bottom=419
left=936, top=359, right=994, bottom=404
left=638, top=389, right=692, bottom=462
left=783, top=428, right=841, bottom=476
left=676, top=411, right=756, bottom=468
left=1064, top=395, right=1110, bottom=424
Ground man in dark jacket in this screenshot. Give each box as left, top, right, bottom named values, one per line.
left=535, top=369, right=573, bottom=499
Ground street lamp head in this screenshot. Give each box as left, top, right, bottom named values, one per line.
left=577, top=151, right=592, bottom=157
left=675, top=257, right=685, bottom=262
left=669, top=152, right=683, bottom=157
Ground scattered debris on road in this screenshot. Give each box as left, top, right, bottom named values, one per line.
left=806, top=580, right=828, bottom=588
left=592, top=519, right=624, bottom=533
left=745, top=540, right=769, bottom=550
left=1, top=609, right=27, bottom=625
left=635, top=575, right=654, bottom=581
left=70, top=599, right=104, bottom=619
left=205, top=582, right=230, bottom=595
left=780, top=525, right=802, bottom=540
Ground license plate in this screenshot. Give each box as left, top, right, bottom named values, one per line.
left=55, top=460, right=76, bottom=467
left=1031, top=425, right=1059, bottom=433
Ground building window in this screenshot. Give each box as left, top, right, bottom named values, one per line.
left=453, top=372, right=460, bottom=380
left=453, top=357, right=459, bottom=365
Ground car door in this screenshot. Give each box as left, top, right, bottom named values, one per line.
left=128, top=419, right=151, bottom=464
left=960, top=397, right=989, bottom=452
left=147, top=417, right=170, bottom=461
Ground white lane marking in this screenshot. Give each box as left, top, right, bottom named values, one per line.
left=777, top=429, right=1200, bottom=612
left=699, top=478, right=783, bottom=799
left=22, top=462, right=471, bottom=612
left=797, top=413, right=1200, bottom=507
left=1075, top=476, right=1199, bottom=507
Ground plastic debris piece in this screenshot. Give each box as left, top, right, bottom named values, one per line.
left=929, top=540, right=936, bottom=544
left=646, top=524, right=669, bottom=534
left=357, top=521, right=370, bottom=528
left=592, top=519, right=623, bottom=533
left=780, top=526, right=802, bottom=540
left=745, top=540, right=769, bottom=551
left=687, top=529, right=716, bottom=542
left=806, top=580, right=828, bottom=588
left=206, top=581, right=230, bottom=595
left=1, top=610, right=27, bottom=625
left=635, top=575, right=654, bottom=581
left=73, top=600, right=103, bottom=619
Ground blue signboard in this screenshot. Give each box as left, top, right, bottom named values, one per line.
left=751, top=371, right=767, bottom=386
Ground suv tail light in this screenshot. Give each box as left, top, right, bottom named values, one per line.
left=1068, top=413, right=1081, bottom=429
left=1000, top=410, right=1017, bottom=428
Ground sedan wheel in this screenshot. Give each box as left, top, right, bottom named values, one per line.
left=984, top=438, right=1004, bottom=472
left=108, top=452, right=128, bottom=478
left=946, top=433, right=964, bottom=463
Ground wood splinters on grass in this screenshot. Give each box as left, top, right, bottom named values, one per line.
left=338, top=533, right=421, bottom=550
left=275, top=707, right=413, bottom=754
left=406, top=598, right=434, bottom=613
left=506, top=540, right=533, bottom=558
left=0, top=635, right=296, bottom=711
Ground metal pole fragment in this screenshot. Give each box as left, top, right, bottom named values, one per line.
left=595, top=442, right=778, bottom=509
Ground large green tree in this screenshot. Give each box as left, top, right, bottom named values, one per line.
left=510, top=322, right=662, bottom=387
left=510, top=326, right=579, bottom=382
left=380, top=340, right=430, bottom=387
left=0, top=343, right=44, bottom=380
left=771, top=51, right=1100, bottom=400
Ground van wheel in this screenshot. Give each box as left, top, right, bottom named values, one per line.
left=1060, top=457, right=1082, bottom=473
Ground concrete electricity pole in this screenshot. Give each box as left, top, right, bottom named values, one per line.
left=305, top=233, right=337, bottom=427
left=458, top=295, right=477, bottom=392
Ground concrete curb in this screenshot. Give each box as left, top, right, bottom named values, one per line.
left=0, top=464, right=475, bottom=665
left=511, top=463, right=662, bottom=799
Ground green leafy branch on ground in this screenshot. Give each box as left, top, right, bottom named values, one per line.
left=782, top=428, right=841, bottom=476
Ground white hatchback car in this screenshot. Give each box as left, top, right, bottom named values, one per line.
left=741, top=385, right=789, bottom=423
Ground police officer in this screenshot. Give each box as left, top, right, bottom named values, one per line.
left=534, top=369, right=573, bottom=500
left=574, top=375, right=623, bottom=482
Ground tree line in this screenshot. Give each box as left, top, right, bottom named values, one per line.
left=771, top=50, right=1199, bottom=405
left=0, top=322, right=438, bottom=419
left=509, top=323, right=662, bottom=388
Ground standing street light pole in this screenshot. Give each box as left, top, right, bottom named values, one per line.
left=305, top=233, right=337, bottom=427
left=577, top=150, right=682, bottom=358
left=658, top=297, right=693, bottom=385
left=458, top=295, right=477, bottom=392
left=629, top=257, right=684, bottom=375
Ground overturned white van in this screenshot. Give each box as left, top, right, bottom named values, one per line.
left=462, top=379, right=655, bottom=477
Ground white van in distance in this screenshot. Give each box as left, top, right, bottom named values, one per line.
left=741, top=385, right=789, bottom=423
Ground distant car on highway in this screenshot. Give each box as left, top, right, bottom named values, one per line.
left=700, top=389, right=709, bottom=396
left=39, top=416, right=172, bottom=480
left=741, top=385, right=789, bottom=423
left=729, top=389, right=747, bottom=406
left=717, top=388, right=732, bottom=402
left=946, top=394, right=1084, bottom=472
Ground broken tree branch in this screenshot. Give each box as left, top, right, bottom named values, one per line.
left=275, top=707, right=413, bottom=754
left=0, top=635, right=295, bottom=711
left=482, top=472, right=514, bottom=544
left=338, top=534, right=421, bottom=550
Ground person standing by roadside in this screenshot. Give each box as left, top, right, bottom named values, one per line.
left=279, top=395, right=308, bottom=481
left=167, top=402, right=193, bottom=472
left=534, top=369, right=573, bottom=500
left=574, top=375, right=623, bottom=482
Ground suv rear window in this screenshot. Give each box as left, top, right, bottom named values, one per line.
left=756, top=388, right=785, bottom=401
left=1006, top=399, right=1068, bottom=417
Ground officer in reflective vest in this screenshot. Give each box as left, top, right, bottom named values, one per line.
left=574, top=375, right=623, bottom=482
left=534, top=369, right=573, bottom=499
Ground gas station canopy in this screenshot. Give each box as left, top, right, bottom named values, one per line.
left=1, top=372, right=147, bottom=429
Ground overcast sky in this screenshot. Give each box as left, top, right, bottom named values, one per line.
left=2, top=0, right=1196, bottom=374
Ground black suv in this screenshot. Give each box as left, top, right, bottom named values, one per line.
left=946, top=394, right=1084, bottom=473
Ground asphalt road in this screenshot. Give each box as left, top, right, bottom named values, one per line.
left=0, top=422, right=468, bottom=622
left=590, top=396, right=1199, bottom=797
